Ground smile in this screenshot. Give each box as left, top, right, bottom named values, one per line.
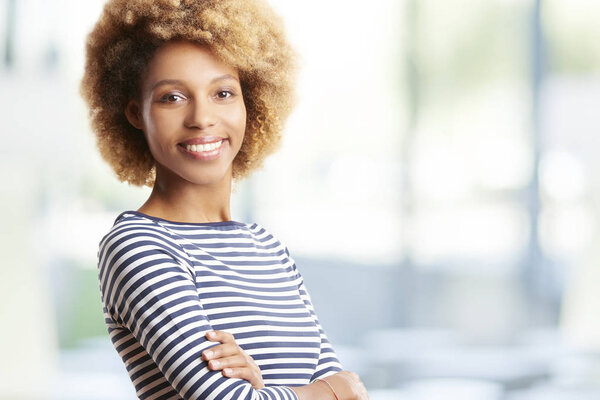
left=184, top=140, right=224, bottom=153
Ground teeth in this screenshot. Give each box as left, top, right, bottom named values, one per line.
left=185, top=140, right=223, bottom=153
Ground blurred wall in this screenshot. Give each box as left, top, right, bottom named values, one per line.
left=1, top=0, right=599, bottom=398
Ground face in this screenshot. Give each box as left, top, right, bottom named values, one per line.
left=126, top=41, right=246, bottom=187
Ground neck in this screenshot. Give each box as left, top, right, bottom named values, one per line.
left=138, top=167, right=233, bottom=223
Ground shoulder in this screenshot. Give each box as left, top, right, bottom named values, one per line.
left=100, top=211, right=175, bottom=248
left=97, top=213, right=197, bottom=318
left=245, top=222, right=282, bottom=246
left=245, top=222, right=297, bottom=257
left=248, top=223, right=300, bottom=273
left=98, top=211, right=190, bottom=270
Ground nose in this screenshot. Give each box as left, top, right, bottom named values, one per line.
left=184, top=98, right=217, bottom=129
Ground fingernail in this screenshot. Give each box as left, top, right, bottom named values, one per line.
left=211, top=360, right=220, bottom=368
left=204, top=350, right=213, bottom=358
left=224, top=368, right=233, bottom=375
left=207, top=331, right=216, bottom=337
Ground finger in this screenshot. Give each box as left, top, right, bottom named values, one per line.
left=223, top=367, right=264, bottom=390
left=207, top=355, right=248, bottom=370
left=202, top=342, right=239, bottom=361
left=205, top=330, right=235, bottom=343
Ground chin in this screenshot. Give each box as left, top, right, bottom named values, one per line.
left=182, top=167, right=233, bottom=187
left=154, top=157, right=235, bottom=188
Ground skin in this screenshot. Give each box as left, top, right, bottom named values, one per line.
left=125, top=40, right=368, bottom=400
left=125, top=40, right=246, bottom=223
left=204, top=330, right=264, bottom=389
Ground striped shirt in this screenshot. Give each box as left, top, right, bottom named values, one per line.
left=98, top=211, right=342, bottom=400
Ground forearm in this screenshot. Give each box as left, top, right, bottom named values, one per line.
left=290, top=371, right=367, bottom=400
left=290, top=380, right=336, bottom=400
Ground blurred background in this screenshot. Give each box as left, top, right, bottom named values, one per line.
left=1, top=0, right=599, bottom=399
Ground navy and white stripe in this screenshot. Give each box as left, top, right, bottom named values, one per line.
left=98, top=211, right=342, bottom=400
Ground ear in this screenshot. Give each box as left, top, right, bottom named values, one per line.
left=125, top=100, right=144, bottom=130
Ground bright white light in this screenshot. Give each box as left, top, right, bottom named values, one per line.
left=36, top=200, right=117, bottom=267
left=472, top=136, right=532, bottom=191
left=257, top=201, right=404, bottom=264
left=411, top=203, right=528, bottom=270
left=539, top=205, right=595, bottom=258
left=248, top=0, right=405, bottom=263
left=328, top=155, right=401, bottom=204
left=413, top=139, right=471, bottom=201
left=540, top=150, right=587, bottom=202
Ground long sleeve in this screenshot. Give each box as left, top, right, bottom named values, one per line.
left=285, top=250, right=343, bottom=380
left=98, top=225, right=298, bottom=400
left=298, top=280, right=344, bottom=380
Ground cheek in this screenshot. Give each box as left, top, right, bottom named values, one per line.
left=141, top=109, right=180, bottom=157
left=145, top=109, right=179, bottom=141
left=146, top=108, right=166, bottom=133
left=236, top=109, right=247, bottom=137
left=226, top=105, right=247, bottom=142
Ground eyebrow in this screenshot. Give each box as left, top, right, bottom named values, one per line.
left=211, top=74, right=239, bottom=84
left=150, top=74, right=239, bottom=91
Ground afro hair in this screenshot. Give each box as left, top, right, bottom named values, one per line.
left=81, top=0, right=297, bottom=186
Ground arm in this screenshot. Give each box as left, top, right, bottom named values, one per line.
left=203, top=331, right=369, bottom=400
left=286, top=256, right=369, bottom=399
left=284, top=247, right=342, bottom=379
left=203, top=330, right=264, bottom=389
left=99, top=230, right=296, bottom=400
left=291, top=372, right=369, bottom=400
left=297, top=279, right=343, bottom=380
left=100, top=228, right=367, bottom=399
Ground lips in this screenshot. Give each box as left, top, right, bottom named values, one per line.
left=184, top=140, right=223, bottom=153
left=179, top=136, right=226, bottom=146
left=177, top=136, right=229, bottom=161
left=178, top=136, right=227, bottom=153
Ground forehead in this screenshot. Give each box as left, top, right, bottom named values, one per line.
left=143, top=41, right=239, bottom=89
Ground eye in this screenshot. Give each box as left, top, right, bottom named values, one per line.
left=215, top=90, right=234, bottom=100
left=159, top=93, right=186, bottom=103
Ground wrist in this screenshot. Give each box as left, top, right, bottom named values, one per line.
left=312, top=378, right=339, bottom=400
left=290, top=379, right=338, bottom=400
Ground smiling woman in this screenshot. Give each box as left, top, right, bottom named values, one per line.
left=81, top=0, right=296, bottom=187
left=124, top=42, right=247, bottom=200
left=80, top=0, right=368, bottom=399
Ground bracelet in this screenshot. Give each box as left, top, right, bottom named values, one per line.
left=311, top=378, right=339, bottom=400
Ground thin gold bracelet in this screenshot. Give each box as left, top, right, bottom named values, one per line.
left=311, top=378, right=339, bottom=400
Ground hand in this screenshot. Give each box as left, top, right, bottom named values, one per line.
left=202, top=330, right=264, bottom=390
left=321, top=371, right=369, bottom=400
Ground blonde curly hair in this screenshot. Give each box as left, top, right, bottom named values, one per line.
left=81, top=0, right=297, bottom=186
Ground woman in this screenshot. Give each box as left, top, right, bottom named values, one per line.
left=81, top=0, right=368, bottom=399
